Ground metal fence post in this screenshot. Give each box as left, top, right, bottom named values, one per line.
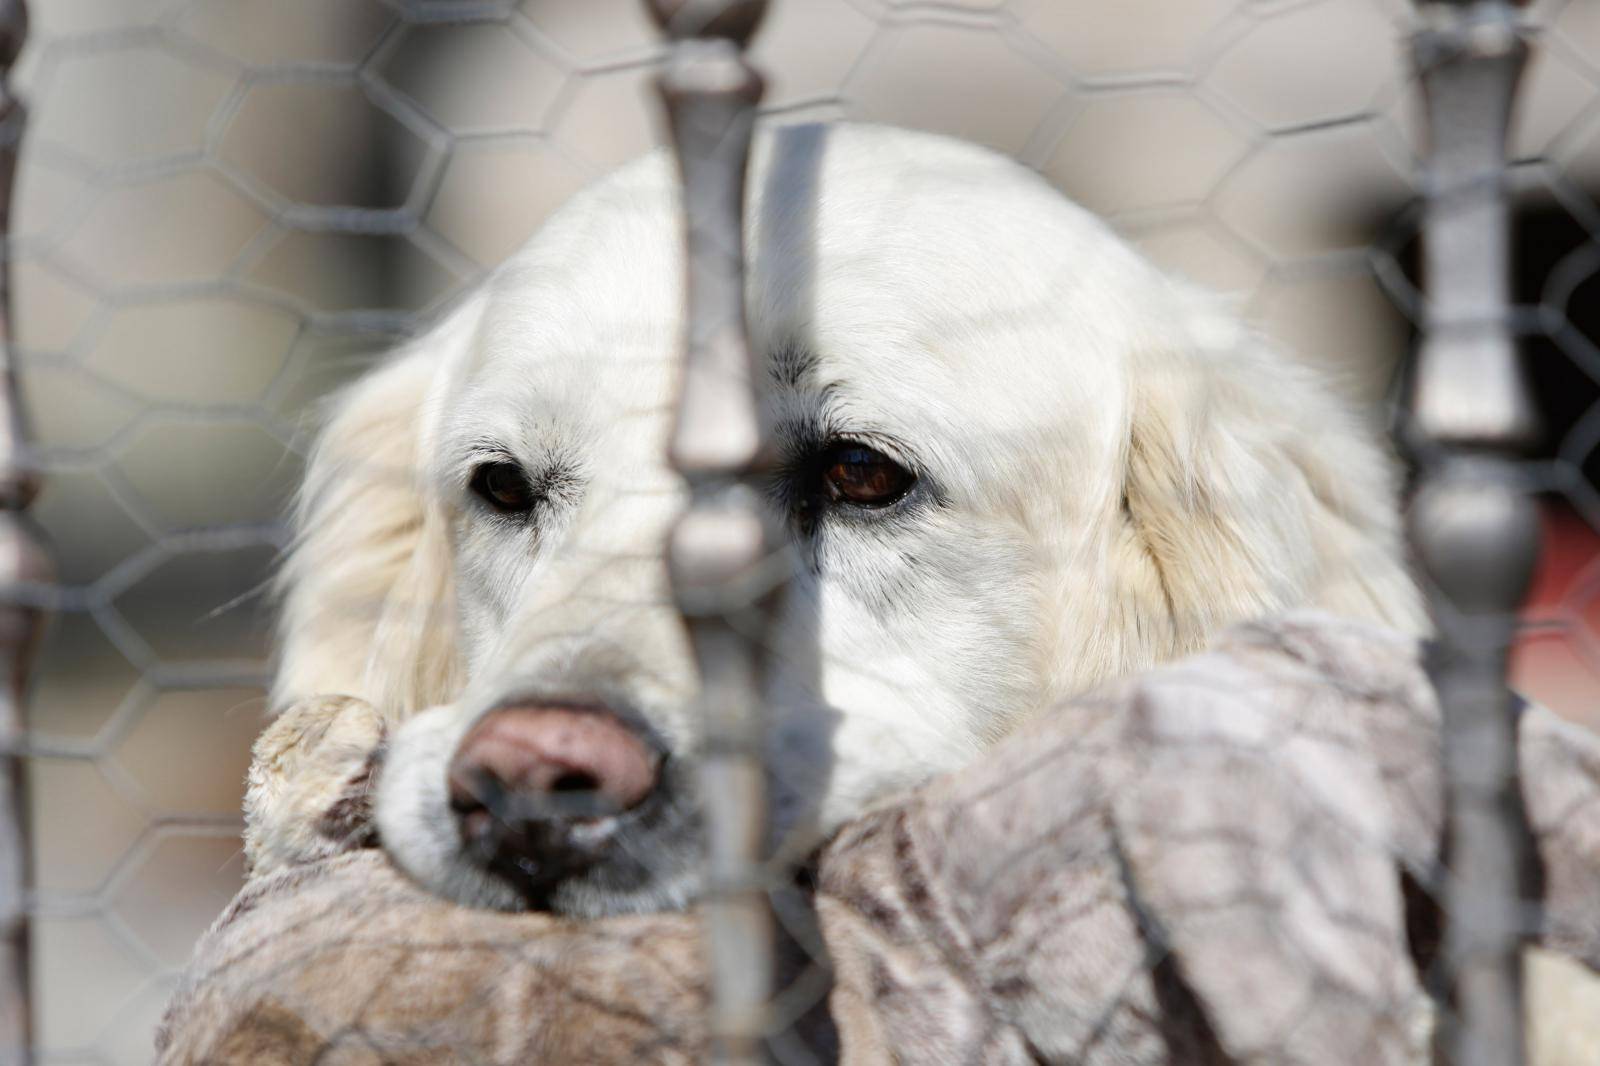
left=643, top=2, right=777, bottom=1064
left=0, top=2, right=43, bottom=1063
left=1407, top=3, right=1536, bottom=1064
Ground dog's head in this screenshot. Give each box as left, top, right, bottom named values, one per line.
left=274, top=123, right=1425, bottom=915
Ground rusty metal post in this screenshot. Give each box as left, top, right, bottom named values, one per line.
left=1407, top=3, right=1535, bottom=1065
left=0, top=2, right=42, bottom=1063
left=643, top=2, right=776, bottom=1064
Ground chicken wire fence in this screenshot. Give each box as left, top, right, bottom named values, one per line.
left=0, top=0, right=1590, bottom=1062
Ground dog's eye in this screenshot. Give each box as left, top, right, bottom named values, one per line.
left=470, top=460, right=537, bottom=515
left=820, top=443, right=915, bottom=508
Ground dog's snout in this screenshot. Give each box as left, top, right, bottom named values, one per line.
left=446, top=704, right=660, bottom=901
left=449, top=704, right=658, bottom=819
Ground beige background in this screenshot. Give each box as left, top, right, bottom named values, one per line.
left=12, top=0, right=1600, bottom=1061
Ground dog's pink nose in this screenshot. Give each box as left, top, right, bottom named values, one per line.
left=448, top=705, right=658, bottom=824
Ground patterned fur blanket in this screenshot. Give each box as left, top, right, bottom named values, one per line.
left=157, top=614, right=1600, bottom=1064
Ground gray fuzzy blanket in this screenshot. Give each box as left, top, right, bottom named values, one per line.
left=157, top=614, right=1600, bottom=1064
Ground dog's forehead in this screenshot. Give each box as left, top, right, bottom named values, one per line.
left=462, top=124, right=1158, bottom=450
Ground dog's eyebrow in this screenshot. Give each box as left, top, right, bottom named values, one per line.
left=766, top=340, right=816, bottom=390
left=464, top=435, right=509, bottom=454
left=450, top=438, right=535, bottom=484
left=459, top=437, right=518, bottom=466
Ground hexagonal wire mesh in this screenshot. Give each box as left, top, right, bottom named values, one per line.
left=2, top=0, right=1595, bottom=1061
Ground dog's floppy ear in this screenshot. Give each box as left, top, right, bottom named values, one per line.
left=1118, top=300, right=1427, bottom=655
left=274, top=303, right=481, bottom=718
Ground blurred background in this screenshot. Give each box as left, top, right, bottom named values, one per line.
left=10, top=0, right=1600, bottom=1060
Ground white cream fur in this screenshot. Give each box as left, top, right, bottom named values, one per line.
left=274, top=123, right=1427, bottom=914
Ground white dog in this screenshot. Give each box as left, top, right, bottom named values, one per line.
left=272, top=123, right=1426, bottom=917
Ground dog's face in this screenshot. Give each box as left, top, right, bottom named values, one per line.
left=276, top=124, right=1424, bottom=915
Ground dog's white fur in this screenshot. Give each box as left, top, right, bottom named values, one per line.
left=274, top=123, right=1427, bottom=914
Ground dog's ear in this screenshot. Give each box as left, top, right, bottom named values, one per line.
left=274, top=308, right=477, bottom=718
left=1118, top=305, right=1427, bottom=656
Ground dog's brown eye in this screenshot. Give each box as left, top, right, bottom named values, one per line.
left=821, top=443, right=915, bottom=508
left=470, top=460, right=536, bottom=515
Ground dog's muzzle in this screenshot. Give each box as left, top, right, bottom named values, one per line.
left=447, top=702, right=662, bottom=905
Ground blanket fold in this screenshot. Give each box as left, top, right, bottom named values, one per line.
left=157, top=614, right=1600, bottom=1065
